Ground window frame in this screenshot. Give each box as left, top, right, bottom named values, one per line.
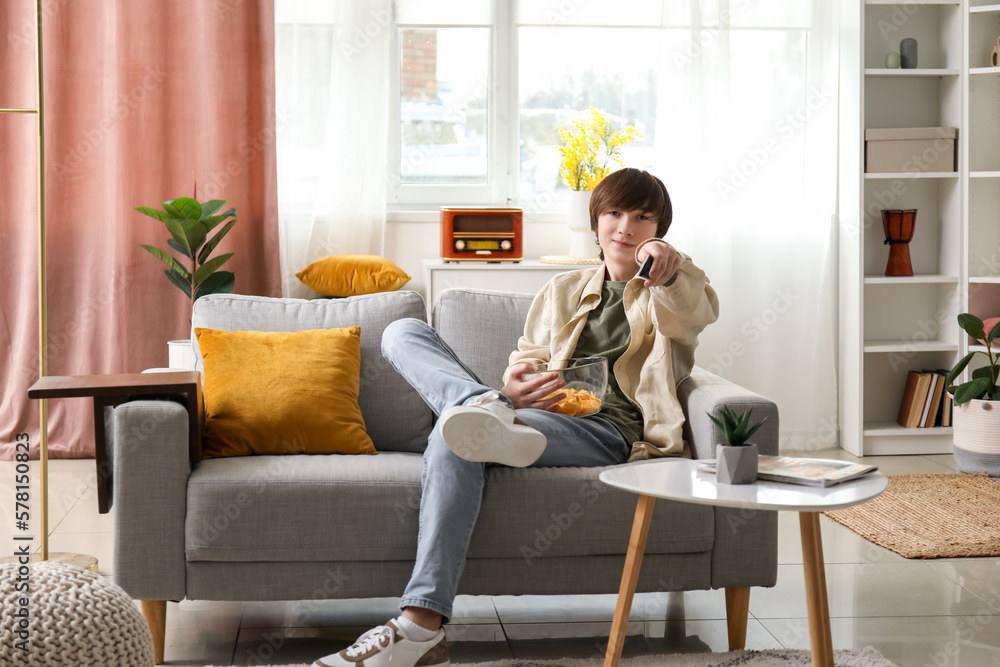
left=387, top=2, right=518, bottom=208
left=385, top=2, right=822, bottom=211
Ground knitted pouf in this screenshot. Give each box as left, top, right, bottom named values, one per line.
left=0, top=560, right=154, bottom=666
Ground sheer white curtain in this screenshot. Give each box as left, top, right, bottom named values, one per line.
left=644, top=0, right=841, bottom=450
left=275, top=0, right=390, bottom=298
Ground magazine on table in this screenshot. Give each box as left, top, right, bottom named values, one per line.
left=698, top=455, right=878, bottom=487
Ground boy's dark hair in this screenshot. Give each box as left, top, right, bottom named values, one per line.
left=589, top=168, right=673, bottom=239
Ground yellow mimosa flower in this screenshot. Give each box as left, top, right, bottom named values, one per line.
left=557, top=108, right=642, bottom=191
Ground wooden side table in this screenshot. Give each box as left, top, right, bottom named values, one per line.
left=28, top=372, right=201, bottom=514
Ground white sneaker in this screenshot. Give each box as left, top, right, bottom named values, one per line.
left=312, top=620, right=449, bottom=667
left=439, top=391, right=546, bottom=467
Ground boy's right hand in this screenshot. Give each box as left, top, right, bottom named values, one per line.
left=501, top=364, right=567, bottom=411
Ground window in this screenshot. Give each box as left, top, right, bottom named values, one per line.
left=389, top=1, right=823, bottom=217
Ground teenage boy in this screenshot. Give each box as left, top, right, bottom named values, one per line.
left=312, top=167, right=719, bottom=667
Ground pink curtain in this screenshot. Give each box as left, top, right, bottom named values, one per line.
left=0, top=0, right=280, bottom=459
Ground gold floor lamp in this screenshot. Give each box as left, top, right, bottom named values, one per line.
left=1, top=0, right=97, bottom=571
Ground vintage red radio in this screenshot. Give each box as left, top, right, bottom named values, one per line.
left=440, top=207, right=522, bottom=263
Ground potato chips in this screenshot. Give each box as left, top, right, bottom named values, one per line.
left=545, top=387, right=602, bottom=417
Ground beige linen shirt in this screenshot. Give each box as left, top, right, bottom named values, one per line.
left=504, top=256, right=719, bottom=461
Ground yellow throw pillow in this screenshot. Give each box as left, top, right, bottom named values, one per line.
left=195, top=326, right=377, bottom=459
left=296, top=255, right=411, bottom=297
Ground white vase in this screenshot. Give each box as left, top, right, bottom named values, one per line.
left=953, top=398, right=1000, bottom=476
left=168, top=339, right=197, bottom=370
left=567, top=190, right=599, bottom=259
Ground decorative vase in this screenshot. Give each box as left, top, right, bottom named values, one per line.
left=885, top=52, right=901, bottom=69
left=716, top=444, right=759, bottom=485
left=900, top=38, right=918, bottom=69
left=881, top=209, right=917, bottom=277
left=168, top=339, right=197, bottom=370
left=567, top=190, right=599, bottom=259
left=953, top=399, right=1000, bottom=476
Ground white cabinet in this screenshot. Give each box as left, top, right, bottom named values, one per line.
left=422, top=259, right=598, bottom=313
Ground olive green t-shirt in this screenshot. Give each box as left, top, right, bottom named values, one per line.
left=572, top=281, right=644, bottom=447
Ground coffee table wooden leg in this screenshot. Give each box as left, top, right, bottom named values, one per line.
left=799, top=512, right=833, bottom=667
left=604, top=493, right=656, bottom=667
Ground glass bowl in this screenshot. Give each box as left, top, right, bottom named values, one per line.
left=523, top=357, right=608, bottom=417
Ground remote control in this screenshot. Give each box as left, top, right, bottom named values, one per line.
left=638, top=255, right=654, bottom=280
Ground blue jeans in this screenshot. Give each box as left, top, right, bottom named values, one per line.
left=380, top=318, right=630, bottom=622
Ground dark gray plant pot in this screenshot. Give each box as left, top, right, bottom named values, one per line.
left=717, top=444, right=759, bottom=484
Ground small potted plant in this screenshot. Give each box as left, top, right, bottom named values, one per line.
left=945, top=314, right=1000, bottom=475
left=708, top=407, right=767, bottom=484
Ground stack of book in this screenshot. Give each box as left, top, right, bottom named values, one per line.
left=896, top=369, right=953, bottom=428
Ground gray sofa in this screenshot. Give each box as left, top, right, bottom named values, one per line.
left=106, top=288, right=778, bottom=664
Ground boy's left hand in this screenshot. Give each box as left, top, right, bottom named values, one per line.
left=637, top=240, right=682, bottom=287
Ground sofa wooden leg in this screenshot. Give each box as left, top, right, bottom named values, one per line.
left=141, top=600, right=167, bottom=664
left=725, top=587, right=750, bottom=650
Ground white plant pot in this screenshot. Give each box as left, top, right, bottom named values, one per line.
left=953, top=398, right=1000, bottom=476
left=168, top=339, right=197, bottom=370
left=567, top=190, right=599, bottom=259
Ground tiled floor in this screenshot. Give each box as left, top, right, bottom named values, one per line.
left=4, top=450, right=1000, bottom=666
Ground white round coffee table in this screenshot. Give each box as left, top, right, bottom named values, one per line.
left=598, top=458, right=887, bottom=667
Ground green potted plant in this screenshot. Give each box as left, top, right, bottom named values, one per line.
left=708, top=407, right=767, bottom=484
left=136, top=197, right=237, bottom=369
left=945, top=314, right=1000, bottom=475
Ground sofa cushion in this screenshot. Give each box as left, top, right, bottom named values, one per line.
left=433, top=288, right=535, bottom=390
left=185, top=454, right=715, bottom=563
left=191, top=291, right=433, bottom=453
left=296, top=254, right=411, bottom=297
left=195, top=326, right=376, bottom=458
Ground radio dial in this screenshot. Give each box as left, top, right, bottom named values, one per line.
left=454, top=240, right=466, bottom=251
left=500, top=240, right=512, bottom=251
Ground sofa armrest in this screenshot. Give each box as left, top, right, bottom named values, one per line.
left=112, top=399, right=191, bottom=601
left=678, top=367, right=780, bottom=460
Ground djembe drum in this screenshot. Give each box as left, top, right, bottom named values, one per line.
left=882, top=209, right=917, bottom=277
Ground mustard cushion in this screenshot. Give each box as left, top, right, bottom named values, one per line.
left=296, top=255, right=411, bottom=297
left=195, top=326, right=377, bottom=459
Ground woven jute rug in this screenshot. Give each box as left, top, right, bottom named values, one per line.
left=824, top=473, right=1000, bottom=559
left=212, top=647, right=896, bottom=666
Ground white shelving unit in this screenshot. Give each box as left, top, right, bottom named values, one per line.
left=967, top=1, right=1000, bottom=392
left=839, top=0, right=965, bottom=456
